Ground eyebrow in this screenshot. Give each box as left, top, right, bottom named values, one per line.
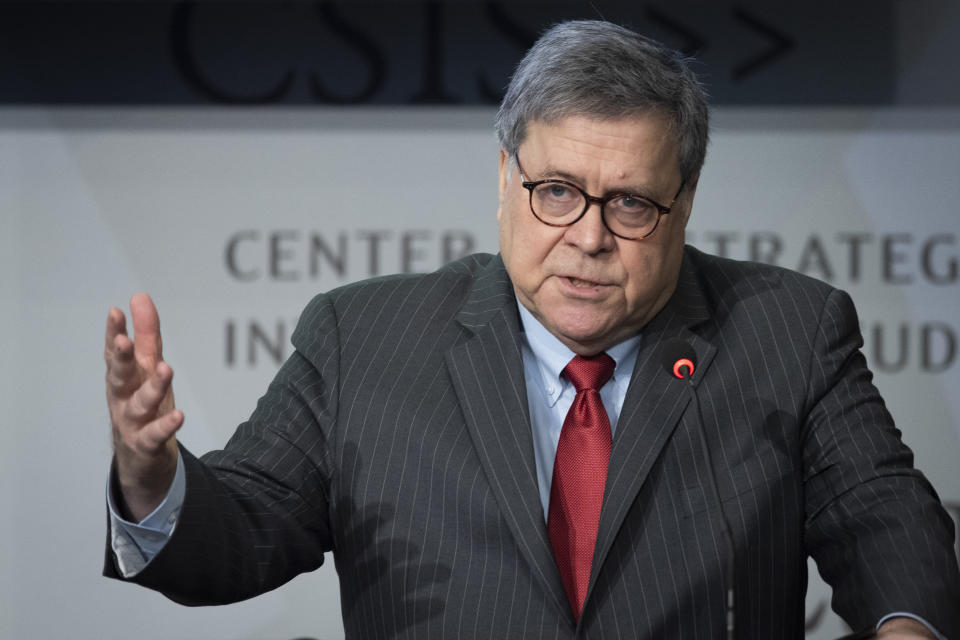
left=534, top=163, right=659, bottom=200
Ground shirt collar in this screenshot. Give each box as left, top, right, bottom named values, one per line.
left=517, top=302, right=642, bottom=405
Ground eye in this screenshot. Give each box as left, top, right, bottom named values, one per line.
left=543, top=183, right=576, bottom=201
left=610, top=194, right=656, bottom=215
left=617, top=195, right=652, bottom=210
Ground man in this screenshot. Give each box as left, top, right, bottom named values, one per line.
left=104, top=20, right=960, bottom=639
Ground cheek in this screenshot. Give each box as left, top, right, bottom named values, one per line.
left=498, top=207, right=515, bottom=263
left=500, top=208, right=562, bottom=296
left=500, top=205, right=539, bottom=262
left=620, top=248, right=664, bottom=294
left=621, top=241, right=684, bottom=309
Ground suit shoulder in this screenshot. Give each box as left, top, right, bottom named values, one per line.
left=685, top=244, right=838, bottom=307
left=295, top=253, right=496, bottom=334
left=331, top=252, right=494, bottom=309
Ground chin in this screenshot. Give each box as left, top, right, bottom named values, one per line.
left=548, top=316, right=610, bottom=347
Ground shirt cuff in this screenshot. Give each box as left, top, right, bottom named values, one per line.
left=877, top=612, right=947, bottom=640
left=106, top=454, right=186, bottom=577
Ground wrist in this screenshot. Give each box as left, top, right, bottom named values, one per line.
left=112, top=448, right=178, bottom=522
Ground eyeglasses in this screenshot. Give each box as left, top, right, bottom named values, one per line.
left=515, top=154, right=684, bottom=240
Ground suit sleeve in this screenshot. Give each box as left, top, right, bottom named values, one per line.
left=103, top=293, right=341, bottom=606
left=801, top=288, right=960, bottom=637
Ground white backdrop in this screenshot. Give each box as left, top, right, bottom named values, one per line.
left=2, top=107, right=958, bottom=639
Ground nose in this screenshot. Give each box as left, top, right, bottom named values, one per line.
left=563, top=201, right=616, bottom=254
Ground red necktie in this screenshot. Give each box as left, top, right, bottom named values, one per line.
left=548, top=352, right=616, bottom=621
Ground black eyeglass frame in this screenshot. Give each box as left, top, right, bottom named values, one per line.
left=514, top=154, right=685, bottom=240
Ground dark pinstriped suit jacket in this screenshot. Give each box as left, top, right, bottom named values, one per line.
left=106, top=247, right=960, bottom=639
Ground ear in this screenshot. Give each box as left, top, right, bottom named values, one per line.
left=676, top=172, right=700, bottom=227
left=497, top=149, right=510, bottom=222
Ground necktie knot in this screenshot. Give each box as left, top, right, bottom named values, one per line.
left=563, top=353, right=615, bottom=392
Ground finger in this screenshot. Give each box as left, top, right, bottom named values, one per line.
left=136, top=409, right=184, bottom=453
left=130, top=293, right=164, bottom=368
left=104, top=307, right=128, bottom=362
left=125, top=362, right=173, bottom=423
left=107, top=333, right=139, bottom=396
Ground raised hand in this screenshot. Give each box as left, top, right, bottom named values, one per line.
left=105, top=293, right=184, bottom=521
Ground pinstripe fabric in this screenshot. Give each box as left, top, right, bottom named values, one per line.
left=106, top=248, right=960, bottom=639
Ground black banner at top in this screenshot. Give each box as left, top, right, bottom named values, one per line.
left=1, top=1, right=902, bottom=105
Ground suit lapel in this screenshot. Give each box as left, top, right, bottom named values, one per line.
left=446, top=256, right=573, bottom=623
left=445, top=251, right=721, bottom=623
left=586, top=250, right=718, bottom=608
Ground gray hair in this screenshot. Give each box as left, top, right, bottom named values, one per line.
left=495, top=20, right=710, bottom=183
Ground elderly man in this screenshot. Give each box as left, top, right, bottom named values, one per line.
left=104, top=20, right=960, bottom=639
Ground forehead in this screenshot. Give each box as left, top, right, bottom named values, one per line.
left=520, top=113, right=681, bottom=191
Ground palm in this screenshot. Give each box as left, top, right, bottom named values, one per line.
left=104, top=293, right=183, bottom=520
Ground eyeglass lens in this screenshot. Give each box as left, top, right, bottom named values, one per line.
left=530, top=181, right=661, bottom=236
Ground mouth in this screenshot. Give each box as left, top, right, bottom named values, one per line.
left=560, top=275, right=611, bottom=289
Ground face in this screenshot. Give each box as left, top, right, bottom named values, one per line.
left=497, top=113, right=696, bottom=355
